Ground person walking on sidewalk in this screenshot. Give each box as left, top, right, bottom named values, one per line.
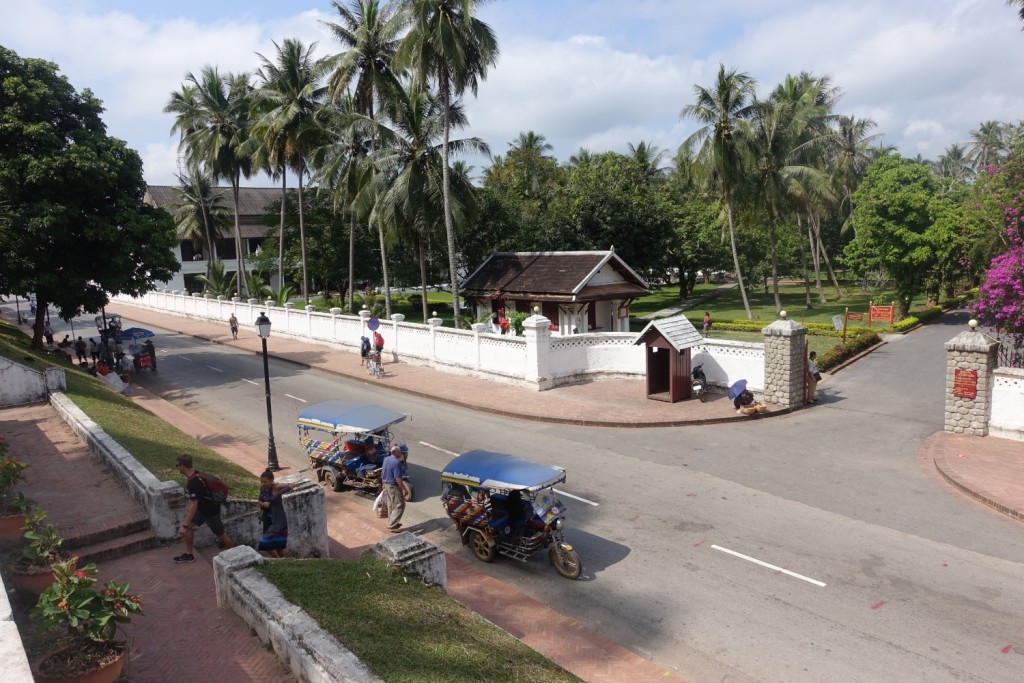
left=174, top=454, right=233, bottom=563
left=228, top=314, right=239, bottom=340
left=74, top=336, right=87, bottom=364
left=703, top=311, right=712, bottom=337
left=382, top=445, right=408, bottom=532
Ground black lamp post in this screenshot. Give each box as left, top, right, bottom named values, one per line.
left=255, top=312, right=280, bottom=470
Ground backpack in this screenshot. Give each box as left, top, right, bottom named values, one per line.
left=374, top=332, right=384, bottom=349
left=194, top=471, right=230, bottom=504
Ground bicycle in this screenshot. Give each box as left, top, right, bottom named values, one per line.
left=367, top=352, right=384, bottom=379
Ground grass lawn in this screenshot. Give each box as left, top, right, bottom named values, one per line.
left=0, top=319, right=259, bottom=499
left=262, top=555, right=581, bottom=683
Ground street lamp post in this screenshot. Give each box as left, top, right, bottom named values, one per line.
left=255, top=312, right=280, bottom=471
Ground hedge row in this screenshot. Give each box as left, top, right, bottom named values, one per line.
left=816, top=332, right=883, bottom=371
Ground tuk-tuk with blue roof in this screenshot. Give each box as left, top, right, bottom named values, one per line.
left=441, top=450, right=582, bottom=579
left=298, top=401, right=414, bottom=501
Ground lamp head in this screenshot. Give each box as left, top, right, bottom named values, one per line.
left=255, top=312, right=272, bottom=338
left=968, top=319, right=978, bottom=331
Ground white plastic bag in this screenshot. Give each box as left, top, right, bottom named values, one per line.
left=372, top=491, right=385, bottom=512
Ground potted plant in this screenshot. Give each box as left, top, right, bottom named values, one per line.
left=0, top=435, right=35, bottom=547
left=32, top=559, right=143, bottom=683
left=8, top=509, right=70, bottom=597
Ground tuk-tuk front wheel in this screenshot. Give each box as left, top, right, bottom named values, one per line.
left=469, top=529, right=497, bottom=563
left=549, top=544, right=582, bottom=579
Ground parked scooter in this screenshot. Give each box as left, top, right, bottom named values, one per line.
left=692, top=363, right=708, bottom=402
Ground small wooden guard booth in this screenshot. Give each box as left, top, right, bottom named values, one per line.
left=632, top=315, right=704, bottom=402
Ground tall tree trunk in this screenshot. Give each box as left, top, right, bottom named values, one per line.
left=440, top=77, right=460, bottom=324
left=812, top=213, right=843, bottom=299
left=767, top=211, right=782, bottom=313
left=298, top=167, right=309, bottom=305
left=232, top=175, right=249, bottom=298
left=418, top=233, right=429, bottom=322
left=377, top=220, right=391, bottom=317
left=806, top=210, right=825, bottom=303
left=348, top=211, right=356, bottom=313
left=278, top=170, right=287, bottom=294
left=726, top=199, right=753, bottom=320
left=797, top=214, right=812, bottom=308
left=199, top=183, right=213, bottom=279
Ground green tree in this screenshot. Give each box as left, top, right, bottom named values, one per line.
left=681, top=64, right=758, bottom=320
left=321, top=0, right=409, bottom=315
left=968, top=120, right=1007, bottom=168
left=251, top=38, right=329, bottom=305
left=845, top=154, right=940, bottom=318
left=365, top=79, right=485, bottom=320
left=171, top=167, right=228, bottom=278
left=0, top=47, right=179, bottom=347
left=165, top=67, right=255, bottom=296
left=396, top=0, right=500, bottom=323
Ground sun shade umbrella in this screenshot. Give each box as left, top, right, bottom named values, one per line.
left=727, top=379, right=748, bottom=400
left=117, top=327, right=156, bottom=342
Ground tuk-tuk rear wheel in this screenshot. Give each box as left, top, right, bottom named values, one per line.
left=549, top=545, right=582, bottom=579
left=323, top=468, right=344, bottom=492
left=469, top=530, right=497, bottom=563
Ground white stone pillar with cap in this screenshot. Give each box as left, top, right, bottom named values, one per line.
left=944, top=319, right=1000, bottom=435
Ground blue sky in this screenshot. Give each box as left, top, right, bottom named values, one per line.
left=2, top=0, right=1021, bottom=187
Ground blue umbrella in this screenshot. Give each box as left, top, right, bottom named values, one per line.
left=117, top=327, right=155, bottom=342
left=727, top=379, right=748, bottom=400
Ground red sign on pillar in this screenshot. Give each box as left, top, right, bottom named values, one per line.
left=952, top=368, right=978, bottom=400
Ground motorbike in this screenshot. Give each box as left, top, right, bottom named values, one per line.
left=441, top=450, right=583, bottom=580
left=298, top=400, right=414, bottom=501
left=692, top=362, right=708, bottom=402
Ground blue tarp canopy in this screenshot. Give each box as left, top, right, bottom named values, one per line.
left=441, top=450, right=566, bottom=492
left=297, top=401, right=408, bottom=434
left=118, top=327, right=155, bottom=342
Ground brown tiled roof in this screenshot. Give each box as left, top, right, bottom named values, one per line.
left=461, top=251, right=650, bottom=302
left=145, top=185, right=284, bottom=238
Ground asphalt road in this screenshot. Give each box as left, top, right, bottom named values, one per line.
left=26, top=307, right=1024, bottom=682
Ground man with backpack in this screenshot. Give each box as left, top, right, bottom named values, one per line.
left=174, top=454, right=233, bottom=563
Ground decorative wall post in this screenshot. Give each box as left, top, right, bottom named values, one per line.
left=761, top=313, right=808, bottom=407
left=426, top=312, right=443, bottom=362
left=944, top=320, right=999, bottom=435
left=471, top=322, right=487, bottom=369
left=390, top=313, right=405, bottom=361
left=523, top=314, right=552, bottom=391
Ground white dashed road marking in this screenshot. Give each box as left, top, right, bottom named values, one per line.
left=711, top=544, right=827, bottom=587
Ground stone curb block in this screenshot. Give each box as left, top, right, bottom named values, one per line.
left=0, top=583, right=34, bottom=683
left=932, top=453, right=1024, bottom=522
left=213, top=546, right=383, bottom=683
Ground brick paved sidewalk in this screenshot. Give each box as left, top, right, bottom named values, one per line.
left=925, top=431, right=1024, bottom=522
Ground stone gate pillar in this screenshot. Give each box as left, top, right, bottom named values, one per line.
left=944, top=321, right=1000, bottom=435
left=762, top=315, right=808, bottom=407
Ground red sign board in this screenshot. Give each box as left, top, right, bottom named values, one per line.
left=953, top=368, right=978, bottom=400
left=846, top=312, right=864, bottom=322
left=868, top=305, right=894, bottom=328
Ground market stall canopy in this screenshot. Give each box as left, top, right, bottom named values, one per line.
left=632, top=314, right=703, bottom=351
left=297, top=400, right=409, bottom=434
left=117, top=327, right=155, bottom=342
left=441, top=450, right=566, bottom=492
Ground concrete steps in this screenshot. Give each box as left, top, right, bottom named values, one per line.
left=71, top=528, right=163, bottom=565
left=61, top=513, right=161, bottom=564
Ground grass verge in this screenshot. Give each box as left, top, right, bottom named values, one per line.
left=262, top=555, right=581, bottom=683
left=0, top=318, right=259, bottom=499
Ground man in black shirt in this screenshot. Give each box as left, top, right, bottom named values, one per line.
left=173, top=454, right=233, bottom=563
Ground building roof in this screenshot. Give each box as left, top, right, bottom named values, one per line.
left=145, top=185, right=283, bottom=239
left=461, top=250, right=650, bottom=303
left=632, top=314, right=704, bottom=352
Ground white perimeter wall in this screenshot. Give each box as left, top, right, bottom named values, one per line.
left=991, top=367, right=1024, bottom=441
left=115, top=292, right=766, bottom=391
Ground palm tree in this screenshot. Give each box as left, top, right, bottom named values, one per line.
left=365, top=79, right=486, bottom=321
left=321, top=0, right=409, bottom=316
left=171, top=167, right=229, bottom=277
left=567, top=147, right=595, bottom=170
left=934, top=143, right=974, bottom=196
left=681, top=64, right=757, bottom=320
left=396, top=0, right=500, bottom=324
left=252, top=38, right=329, bottom=305
left=165, top=67, right=255, bottom=297
left=509, top=130, right=553, bottom=156
left=627, top=141, right=666, bottom=183
left=968, top=120, right=1007, bottom=168
left=1009, top=0, right=1024, bottom=27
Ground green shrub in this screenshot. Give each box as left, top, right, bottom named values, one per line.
left=817, top=332, right=882, bottom=371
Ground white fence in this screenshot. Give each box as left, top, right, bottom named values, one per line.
left=115, top=291, right=766, bottom=392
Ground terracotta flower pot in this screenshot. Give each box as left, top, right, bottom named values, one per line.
left=9, top=563, right=56, bottom=597
left=0, top=512, right=26, bottom=548
left=35, top=641, right=127, bottom=683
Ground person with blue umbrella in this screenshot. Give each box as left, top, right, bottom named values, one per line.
left=729, top=379, right=765, bottom=415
